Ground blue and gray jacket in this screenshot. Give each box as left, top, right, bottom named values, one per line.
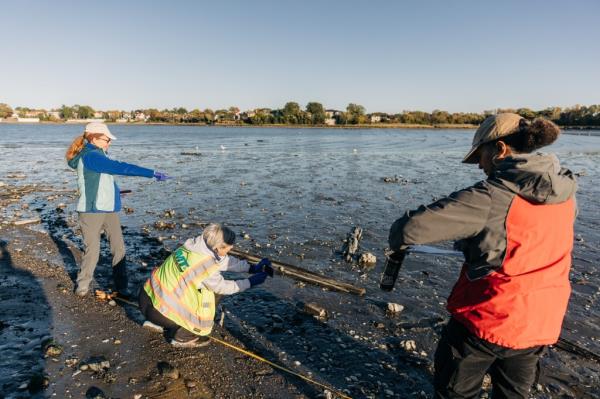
left=67, top=143, right=154, bottom=212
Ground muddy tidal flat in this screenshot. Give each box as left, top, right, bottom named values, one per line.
left=1, top=125, right=599, bottom=398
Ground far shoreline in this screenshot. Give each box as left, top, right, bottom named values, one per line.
left=2, top=121, right=600, bottom=131
left=0, top=121, right=479, bottom=129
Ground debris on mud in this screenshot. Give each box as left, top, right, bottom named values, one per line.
left=303, top=302, right=328, bottom=319
left=359, top=252, right=377, bottom=267
left=157, top=361, right=180, bottom=380
left=382, top=175, right=410, bottom=184
left=341, top=226, right=362, bottom=263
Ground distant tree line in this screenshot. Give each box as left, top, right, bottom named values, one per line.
left=2, top=102, right=600, bottom=127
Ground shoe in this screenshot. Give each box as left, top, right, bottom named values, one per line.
left=170, top=336, right=210, bottom=348
left=143, top=320, right=164, bottom=333
left=75, top=289, right=89, bottom=297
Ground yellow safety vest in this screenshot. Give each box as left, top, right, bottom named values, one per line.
left=144, top=246, right=221, bottom=336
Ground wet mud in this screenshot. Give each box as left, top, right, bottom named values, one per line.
left=1, top=125, right=600, bottom=398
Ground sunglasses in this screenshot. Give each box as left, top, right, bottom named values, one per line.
left=97, top=137, right=112, bottom=143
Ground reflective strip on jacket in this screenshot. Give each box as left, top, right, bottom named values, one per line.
left=389, top=153, right=578, bottom=349
left=144, top=246, right=221, bottom=336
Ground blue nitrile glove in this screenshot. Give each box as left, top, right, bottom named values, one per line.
left=248, top=272, right=268, bottom=287
left=153, top=171, right=172, bottom=181
left=249, top=258, right=274, bottom=277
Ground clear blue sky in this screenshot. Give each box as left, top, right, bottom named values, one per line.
left=1, top=0, right=599, bottom=113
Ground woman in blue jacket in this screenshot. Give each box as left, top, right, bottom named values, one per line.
left=66, top=122, right=170, bottom=297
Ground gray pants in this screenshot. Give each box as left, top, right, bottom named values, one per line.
left=76, top=212, right=126, bottom=294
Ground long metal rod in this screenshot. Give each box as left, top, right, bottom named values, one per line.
left=230, top=249, right=366, bottom=296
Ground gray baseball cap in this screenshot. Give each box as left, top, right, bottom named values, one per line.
left=462, top=113, right=523, bottom=163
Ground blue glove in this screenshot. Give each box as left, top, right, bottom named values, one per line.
left=248, top=272, right=268, bottom=287
left=249, top=258, right=274, bottom=277
left=153, top=171, right=172, bottom=181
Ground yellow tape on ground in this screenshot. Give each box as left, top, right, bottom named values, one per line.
left=208, top=336, right=352, bottom=399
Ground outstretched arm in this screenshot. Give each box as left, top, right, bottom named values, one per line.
left=389, top=181, right=492, bottom=251
left=83, top=151, right=154, bottom=177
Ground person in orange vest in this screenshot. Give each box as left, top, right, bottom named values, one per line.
left=388, top=114, right=577, bottom=398
left=139, top=223, right=273, bottom=348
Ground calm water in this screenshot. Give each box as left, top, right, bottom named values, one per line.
left=1, top=124, right=599, bottom=397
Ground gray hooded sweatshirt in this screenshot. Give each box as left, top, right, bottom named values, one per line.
left=389, top=153, right=577, bottom=280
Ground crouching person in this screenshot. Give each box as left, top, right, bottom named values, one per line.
left=139, top=223, right=273, bottom=348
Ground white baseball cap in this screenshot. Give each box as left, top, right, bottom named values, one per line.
left=84, top=122, right=117, bottom=140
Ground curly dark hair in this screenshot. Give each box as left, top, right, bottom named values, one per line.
left=501, top=118, right=561, bottom=153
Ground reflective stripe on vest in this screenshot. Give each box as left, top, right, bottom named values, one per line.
left=144, top=247, right=221, bottom=335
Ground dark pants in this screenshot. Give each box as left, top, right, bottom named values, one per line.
left=434, top=318, right=544, bottom=399
left=138, top=289, right=197, bottom=342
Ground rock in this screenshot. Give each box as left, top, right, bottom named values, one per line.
left=382, top=175, right=410, bottom=184
left=108, top=300, right=117, bottom=307
left=81, top=356, right=110, bottom=372
left=358, top=252, right=377, bottom=266
left=154, top=220, right=176, bottom=230
left=28, top=373, right=49, bottom=393
left=400, top=340, right=417, bottom=351
left=42, top=339, right=63, bottom=357
left=114, top=339, right=122, bottom=345
left=163, top=209, right=176, bottom=218
left=387, top=303, right=404, bottom=314
left=157, top=361, right=179, bottom=379
left=185, top=380, right=197, bottom=388
left=65, top=357, right=79, bottom=367
left=294, top=361, right=301, bottom=366
left=85, top=386, right=107, bottom=399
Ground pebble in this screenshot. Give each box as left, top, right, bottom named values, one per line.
left=114, top=339, right=122, bottom=345
left=185, top=380, right=197, bottom=388
left=359, top=252, right=377, bottom=266
left=65, top=357, right=79, bottom=367
left=400, top=340, right=417, bottom=351
left=108, top=300, right=117, bottom=307
left=43, top=340, right=63, bottom=357
left=294, top=360, right=301, bottom=366
left=387, top=303, right=404, bottom=313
